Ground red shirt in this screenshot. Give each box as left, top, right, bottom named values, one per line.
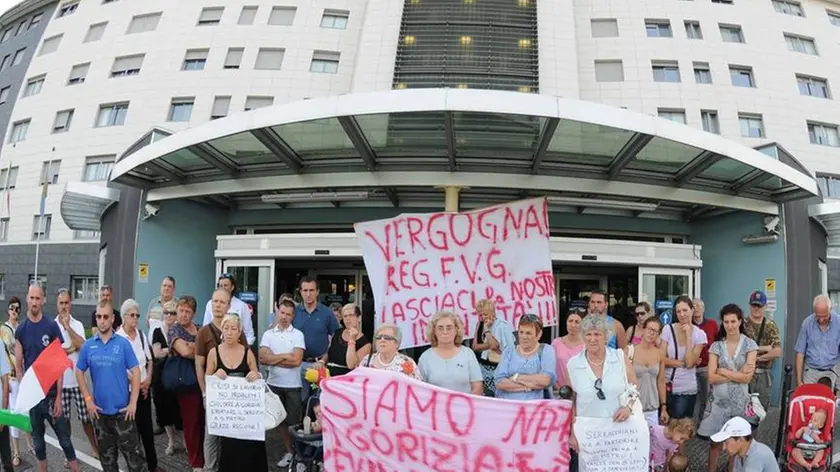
left=696, top=318, right=718, bottom=368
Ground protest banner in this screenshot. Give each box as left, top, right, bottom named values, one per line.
left=206, top=376, right=265, bottom=441
left=355, top=197, right=556, bottom=348
left=574, top=415, right=650, bottom=472
left=321, top=368, right=573, bottom=472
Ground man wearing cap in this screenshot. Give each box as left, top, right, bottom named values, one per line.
left=745, top=290, right=781, bottom=408
left=711, top=417, right=779, bottom=472
left=794, top=294, right=840, bottom=389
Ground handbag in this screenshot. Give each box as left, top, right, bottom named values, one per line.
left=263, top=385, right=287, bottom=430
left=162, top=355, right=198, bottom=393
left=665, top=325, right=677, bottom=396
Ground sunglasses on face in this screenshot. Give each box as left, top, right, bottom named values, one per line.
left=126, top=313, right=140, bottom=319
left=375, top=334, right=397, bottom=342
left=95, top=314, right=111, bottom=320
left=164, top=311, right=177, bottom=316
left=635, top=311, right=648, bottom=316
left=8, top=305, right=19, bottom=312
left=594, top=378, right=606, bottom=401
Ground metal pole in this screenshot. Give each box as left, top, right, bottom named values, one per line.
left=775, top=363, right=793, bottom=461
left=33, top=214, right=43, bottom=280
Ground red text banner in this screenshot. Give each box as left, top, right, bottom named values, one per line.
left=321, top=368, right=573, bottom=472
left=355, top=197, right=556, bottom=348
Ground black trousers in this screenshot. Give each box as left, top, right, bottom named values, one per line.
left=0, top=426, right=12, bottom=472
left=136, top=394, right=158, bottom=471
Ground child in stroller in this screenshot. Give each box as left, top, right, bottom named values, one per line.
left=783, top=381, right=836, bottom=472
left=792, top=408, right=828, bottom=470
left=288, top=396, right=324, bottom=472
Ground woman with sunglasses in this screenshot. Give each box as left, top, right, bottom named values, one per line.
left=627, top=302, right=652, bottom=345
left=471, top=299, right=516, bottom=397
left=151, top=300, right=183, bottom=456
left=494, top=314, right=556, bottom=401
left=359, top=324, right=422, bottom=380
left=1, top=297, right=33, bottom=466
left=567, top=315, right=638, bottom=452
left=552, top=306, right=585, bottom=391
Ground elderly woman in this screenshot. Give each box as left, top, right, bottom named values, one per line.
left=552, top=306, right=585, bottom=390
left=151, top=300, right=183, bottom=455
left=206, top=314, right=266, bottom=472
left=494, top=314, right=556, bottom=400
left=697, top=304, right=757, bottom=472
left=471, top=299, right=516, bottom=396
left=168, top=296, right=204, bottom=471
left=324, top=304, right=371, bottom=376
left=360, top=324, right=422, bottom=380
left=419, top=311, right=483, bottom=395
left=627, top=302, right=652, bottom=345
left=661, top=296, right=708, bottom=419
left=568, top=315, right=639, bottom=451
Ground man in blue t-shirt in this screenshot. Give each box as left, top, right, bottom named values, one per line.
left=14, top=283, right=78, bottom=472
left=76, top=300, right=145, bottom=472
left=292, top=276, right=340, bottom=402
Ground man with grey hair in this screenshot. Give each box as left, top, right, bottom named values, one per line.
left=794, top=294, right=840, bottom=389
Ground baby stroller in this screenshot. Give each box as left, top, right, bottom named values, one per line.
left=782, top=383, right=837, bottom=472
left=288, top=394, right=324, bottom=472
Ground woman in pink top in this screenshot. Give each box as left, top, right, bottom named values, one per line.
left=552, top=306, right=586, bottom=388
left=626, top=302, right=652, bottom=345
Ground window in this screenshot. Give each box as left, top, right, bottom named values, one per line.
left=730, top=65, right=755, bottom=87
left=808, top=122, right=840, bottom=146
left=23, top=75, right=45, bottom=97
left=652, top=61, right=680, bottom=82
left=238, top=6, right=258, bottom=25
left=11, top=48, right=25, bottom=66
left=52, top=109, right=73, bottom=133
left=684, top=21, right=702, bottom=39
left=67, top=63, right=89, bottom=85
left=15, top=20, right=26, bottom=36
left=0, top=166, right=18, bottom=189
left=321, top=10, right=349, bottom=29
left=1, top=28, right=12, bottom=42
left=255, top=48, right=284, bottom=70
left=797, top=75, right=830, bottom=98
left=40, top=160, right=61, bottom=184
left=40, top=34, right=62, bottom=56
left=168, top=98, right=194, bottom=122
left=0, top=219, right=7, bottom=242
left=818, top=175, right=840, bottom=198
left=784, top=33, right=817, bottom=55
left=739, top=113, right=765, bottom=137
left=211, top=96, right=230, bottom=119
left=658, top=109, right=686, bottom=124
left=224, top=48, right=243, bottom=69
left=84, top=22, right=107, bottom=42
left=0, top=55, right=9, bottom=71
left=32, top=215, right=51, bottom=241
left=693, top=62, right=712, bottom=84
left=720, top=24, right=744, bottom=43
left=70, top=276, right=99, bottom=303
left=310, top=51, right=340, bottom=73
left=645, top=20, right=672, bottom=37
left=28, top=275, right=47, bottom=292
left=182, top=49, right=208, bottom=70
left=773, top=0, right=804, bottom=16
left=127, top=12, right=162, bottom=34
left=110, top=54, right=144, bottom=77
left=701, top=110, right=720, bottom=134
left=594, top=60, right=624, bottom=82
left=96, top=103, right=129, bottom=127
left=57, top=1, right=78, bottom=18
left=244, top=96, right=273, bottom=111
left=9, top=120, right=29, bottom=143
left=268, top=6, right=296, bottom=25
left=74, top=230, right=100, bottom=240
left=0, top=87, right=8, bottom=104
left=198, top=7, right=224, bottom=25
left=29, top=12, right=43, bottom=29
left=591, top=19, right=619, bottom=37
left=83, top=155, right=115, bottom=181
left=829, top=10, right=840, bottom=26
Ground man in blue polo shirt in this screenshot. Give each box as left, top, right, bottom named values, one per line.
left=75, top=300, right=147, bottom=472
left=292, top=276, right=339, bottom=401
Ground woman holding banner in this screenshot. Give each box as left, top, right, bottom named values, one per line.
left=472, top=299, right=516, bottom=397
left=494, top=314, right=556, bottom=401
left=360, top=324, right=422, bottom=380
left=419, top=311, right=483, bottom=395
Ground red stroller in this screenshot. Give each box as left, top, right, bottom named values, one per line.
left=782, top=383, right=836, bottom=472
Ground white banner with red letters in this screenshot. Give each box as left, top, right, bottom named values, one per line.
left=355, top=197, right=556, bottom=348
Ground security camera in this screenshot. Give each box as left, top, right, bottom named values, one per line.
left=143, top=203, right=160, bottom=219
left=763, top=216, right=780, bottom=234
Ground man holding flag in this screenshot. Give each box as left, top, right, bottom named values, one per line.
left=14, top=283, right=79, bottom=472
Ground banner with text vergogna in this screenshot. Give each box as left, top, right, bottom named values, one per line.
left=355, top=197, right=556, bottom=348
left=321, top=368, right=573, bottom=471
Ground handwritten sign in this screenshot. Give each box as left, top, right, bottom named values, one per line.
left=206, top=376, right=265, bottom=441
left=321, top=368, right=573, bottom=471
left=355, top=198, right=556, bottom=348
left=575, top=415, right=650, bottom=472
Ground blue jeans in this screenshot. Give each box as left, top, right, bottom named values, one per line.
left=29, top=396, right=76, bottom=462
left=667, top=393, right=697, bottom=420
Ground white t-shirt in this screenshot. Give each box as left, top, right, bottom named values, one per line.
left=57, top=316, right=86, bottom=389
left=260, top=324, right=305, bottom=388
left=116, top=327, right=153, bottom=384
left=202, top=296, right=255, bottom=345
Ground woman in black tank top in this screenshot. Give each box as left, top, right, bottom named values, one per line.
left=206, top=315, right=267, bottom=472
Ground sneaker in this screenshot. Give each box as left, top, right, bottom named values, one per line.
left=296, top=463, right=307, bottom=472
left=277, top=453, right=293, bottom=467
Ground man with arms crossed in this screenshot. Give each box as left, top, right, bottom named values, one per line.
left=293, top=276, right=339, bottom=402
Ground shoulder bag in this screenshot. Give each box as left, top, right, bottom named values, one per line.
left=162, top=330, right=198, bottom=393
left=263, top=384, right=287, bottom=430
left=665, top=324, right=677, bottom=398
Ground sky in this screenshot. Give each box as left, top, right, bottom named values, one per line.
left=0, top=1, right=18, bottom=18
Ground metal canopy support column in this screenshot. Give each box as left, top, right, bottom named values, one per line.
left=250, top=128, right=304, bottom=173
left=444, top=112, right=457, bottom=171
left=442, top=186, right=462, bottom=212
left=607, top=133, right=654, bottom=179
left=338, top=116, right=377, bottom=171
left=673, top=151, right=723, bottom=186
left=531, top=118, right=560, bottom=174
left=191, top=144, right=240, bottom=177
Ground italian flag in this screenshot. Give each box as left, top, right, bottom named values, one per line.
left=0, top=340, right=73, bottom=432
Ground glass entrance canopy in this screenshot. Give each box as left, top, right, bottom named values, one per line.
left=110, top=89, right=818, bottom=215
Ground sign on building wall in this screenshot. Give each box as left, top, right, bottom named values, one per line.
left=138, top=263, right=149, bottom=283
left=355, top=197, right=556, bottom=348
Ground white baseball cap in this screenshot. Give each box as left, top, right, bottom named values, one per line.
left=710, top=417, right=752, bottom=442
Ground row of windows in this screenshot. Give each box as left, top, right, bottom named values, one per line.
left=681, top=0, right=839, bottom=21
left=0, top=9, right=43, bottom=44
left=0, top=273, right=99, bottom=302
left=593, top=60, right=831, bottom=100
left=0, top=157, right=112, bottom=195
